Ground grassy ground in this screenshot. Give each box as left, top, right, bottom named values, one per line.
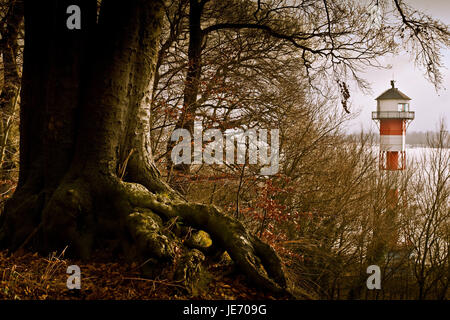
left=0, top=250, right=277, bottom=300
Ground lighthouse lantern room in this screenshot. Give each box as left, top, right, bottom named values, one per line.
left=372, top=81, right=415, bottom=170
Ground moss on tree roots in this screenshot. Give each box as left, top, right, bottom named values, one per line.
left=0, top=172, right=291, bottom=297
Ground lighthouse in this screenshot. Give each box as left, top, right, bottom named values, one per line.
left=369, top=81, right=415, bottom=265
left=372, top=81, right=415, bottom=171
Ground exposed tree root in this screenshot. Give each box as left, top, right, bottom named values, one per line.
left=0, top=189, right=45, bottom=251
left=121, top=181, right=289, bottom=295
left=0, top=173, right=291, bottom=297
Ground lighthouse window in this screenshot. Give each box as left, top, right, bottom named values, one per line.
left=398, top=103, right=409, bottom=112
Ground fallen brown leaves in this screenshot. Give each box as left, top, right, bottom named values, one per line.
left=0, top=250, right=276, bottom=300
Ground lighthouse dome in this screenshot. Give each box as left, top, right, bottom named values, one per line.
left=374, top=81, right=414, bottom=115
left=376, top=80, right=411, bottom=100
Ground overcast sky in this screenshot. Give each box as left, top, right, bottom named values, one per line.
left=347, top=0, right=450, bottom=133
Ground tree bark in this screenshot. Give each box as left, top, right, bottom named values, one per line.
left=0, top=0, right=24, bottom=182
left=0, top=0, right=289, bottom=296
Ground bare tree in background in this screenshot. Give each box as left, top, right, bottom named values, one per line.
left=402, top=120, right=449, bottom=299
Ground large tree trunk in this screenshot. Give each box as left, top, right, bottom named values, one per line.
left=0, top=0, right=289, bottom=296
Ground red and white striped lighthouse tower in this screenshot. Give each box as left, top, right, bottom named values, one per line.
left=371, top=81, right=415, bottom=257
left=372, top=81, right=415, bottom=171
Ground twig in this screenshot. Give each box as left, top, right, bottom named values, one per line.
left=122, top=277, right=186, bottom=288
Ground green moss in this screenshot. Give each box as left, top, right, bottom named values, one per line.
left=185, top=230, right=212, bottom=249
left=126, top=210, right=174, bottom=261
left=134, top=208, right=163, bottom=226
left=127, top=212, right=159, bottom=233
left=157, top=192, right=173, bottom=202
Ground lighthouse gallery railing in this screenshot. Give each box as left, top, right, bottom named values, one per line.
left=372, top=111, right=415, bottom=120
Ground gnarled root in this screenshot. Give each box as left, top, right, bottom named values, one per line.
left=1, top=174, right=290, bottom=297
left=122, top=182, right=289, bottom=295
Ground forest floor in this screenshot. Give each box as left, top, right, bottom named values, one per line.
left=0, top=250, right=279, bottom=300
